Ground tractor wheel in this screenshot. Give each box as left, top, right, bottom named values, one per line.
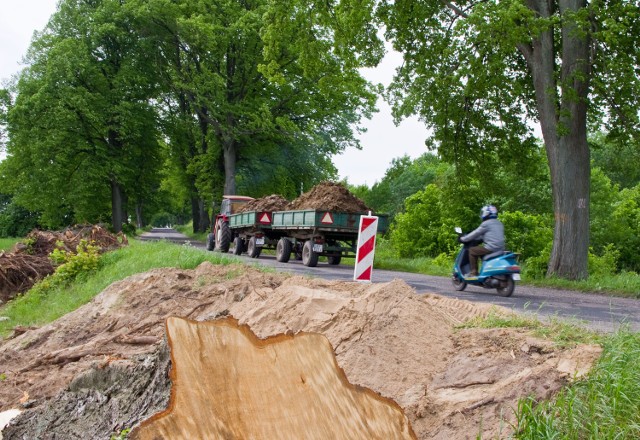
left=302, top=240, right=319, bottom=267
left=276, top=238, right=292, bottom=263
left=215, top=220, right=231, bottom=253
left=232, top=237, right=244, bottom=255
left=206, top=233, right=215, bottom=251
left=247, top=236, right=262, bottom=258
left=327, top=255, right=342, bottom=265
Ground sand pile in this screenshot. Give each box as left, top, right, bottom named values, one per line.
left=288, top=181, right=370, bottom=213
left=0, top=263, right=601, bottom=439
left=237, top=195, right=289, bottom=213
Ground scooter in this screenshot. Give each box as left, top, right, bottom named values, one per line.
left=452, top=227, right=521, bottom=297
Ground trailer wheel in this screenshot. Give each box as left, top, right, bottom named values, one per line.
left=215, top=220, right=231, bottom=253
left=276, top=238, right=292, bottom=263
left=327, top=254, right=341, bottom=265
left=247, top=236, right=262, bottom=258
left=206, top=233, right=215, bottom=251
left=302, top=240, right=319, bottom=267
left=232, top=237, right=244, bottom=255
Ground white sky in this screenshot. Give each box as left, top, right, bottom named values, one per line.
left=0, top=0, right=431, bottom=186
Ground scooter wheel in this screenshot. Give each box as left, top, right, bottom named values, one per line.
left=452, top=276, right=467, bottom=291
left=496, top=277, right=515, bottom=297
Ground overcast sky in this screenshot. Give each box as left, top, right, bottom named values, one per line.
left=0, top=0, right=431, bottom=186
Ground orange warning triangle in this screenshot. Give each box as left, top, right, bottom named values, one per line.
left=320, top=212, right=333, bottom=224
left=259, top=212, right=271, bottom=224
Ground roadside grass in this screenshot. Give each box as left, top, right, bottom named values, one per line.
left=461, top=311, right=640, bottom=438
left=524, top=272, right=640, bottom=298
left=514, top=329, right=640, bottom=439
left=0, top=237, right=21, bottom=252
left=0, top=239, right=234, bottom=338
left=459, top=309, right=602, bottom=348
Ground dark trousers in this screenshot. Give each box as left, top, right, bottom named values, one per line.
left=468, top=246, right=493, bottom=275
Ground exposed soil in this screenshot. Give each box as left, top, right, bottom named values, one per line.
left=0, top=263, right=601, bottom=439
left=0, top=226, right=127, bottom=303
left=237, top=195, right=289, bottom=213
left=288, top=181, right=371, bottom=213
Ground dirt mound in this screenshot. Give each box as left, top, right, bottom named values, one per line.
left=238, top=195, right=289, bottom=212
left=0, top=226, right=127, bottom=303
left=288, top=181, right=370, bottom=213
left=0, top=264, right=601, bottom=439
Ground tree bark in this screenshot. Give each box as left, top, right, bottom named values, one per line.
left=135, top=203, right=144, bottom=229
left=190, top=196, right=201, bottom=233
left=223, top=138, right=237, bottom=195
left=198, top=198, right=210, bottom=233
left=110, top=178, right=124, bottom=233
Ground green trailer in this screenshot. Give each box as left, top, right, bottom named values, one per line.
left=223, top=210, right=287, bottom=258
left=269, top=210, right=389, bottom=267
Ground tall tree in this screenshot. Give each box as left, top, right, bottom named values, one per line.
left=266, top=0, right=640, bottom=279
left=133, top=0, right=378, bottom=232
left=3, top=0, right=162, bottom=232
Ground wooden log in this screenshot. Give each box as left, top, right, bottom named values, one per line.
left=131, top=317, right=416, bottom=440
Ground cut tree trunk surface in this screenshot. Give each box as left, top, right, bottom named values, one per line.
left=131, top=317, right=416, bottom=440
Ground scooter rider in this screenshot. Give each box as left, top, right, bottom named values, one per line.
left=459, top=205, right=505, bottom=277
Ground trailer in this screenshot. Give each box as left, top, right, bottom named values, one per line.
left=269, top=209, right=389, bottom=267
left=209, top=196, right=388, bottom=267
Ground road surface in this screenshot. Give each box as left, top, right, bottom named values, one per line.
left=140, top=228, right=640, bottom=333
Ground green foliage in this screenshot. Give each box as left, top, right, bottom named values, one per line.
left=0, top=194, right=40, bottom=238
left=390, top=184, right=459, bottom=258
left=3, top=0, right=163, bottom=231
left=588, top=244, right=620, bottom=278
left=499, top=211, right=553, bottom=261
left=30, top=239, right=101, bottom=298
left=590, top=132, right=640, bottom=189
left=514, top=330, right=640, bottom=439
left=50, top=240, right=100, bottom=281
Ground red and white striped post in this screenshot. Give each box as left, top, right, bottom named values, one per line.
left=353, top=213, right=379, bottom=282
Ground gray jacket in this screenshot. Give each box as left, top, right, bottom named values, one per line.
left=461, top=218, right=505, bottom=252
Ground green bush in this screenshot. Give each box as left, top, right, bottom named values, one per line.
left=33, top=240, right=101, bottom=296
left=499, top=211, right=553, bottom=261
left=588, top=244, right=620, bottom=277
left=390, top=185, right=455, bottom=258
left=522, top=244, right=552, bottom=279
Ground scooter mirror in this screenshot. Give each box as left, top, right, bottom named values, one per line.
left=454, top=227, right=462, bottom=234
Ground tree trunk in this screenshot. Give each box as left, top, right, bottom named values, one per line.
left=190, top=196, right=201, bottom=233
left=520, top=0, right=591, bottom=279
left=198, top=199, right=210, bottom=233
left=121, top=190, right=129, bottom=226
left=223, top=138, right=237, bottom=195
left=135, top=203, right=144, bottom=229
left=110, top=178, right=124, bottom=233
left=546, top=136, right=590, bottom=279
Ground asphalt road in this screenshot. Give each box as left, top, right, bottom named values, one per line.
left=140, top=228, right=640, bottom=334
